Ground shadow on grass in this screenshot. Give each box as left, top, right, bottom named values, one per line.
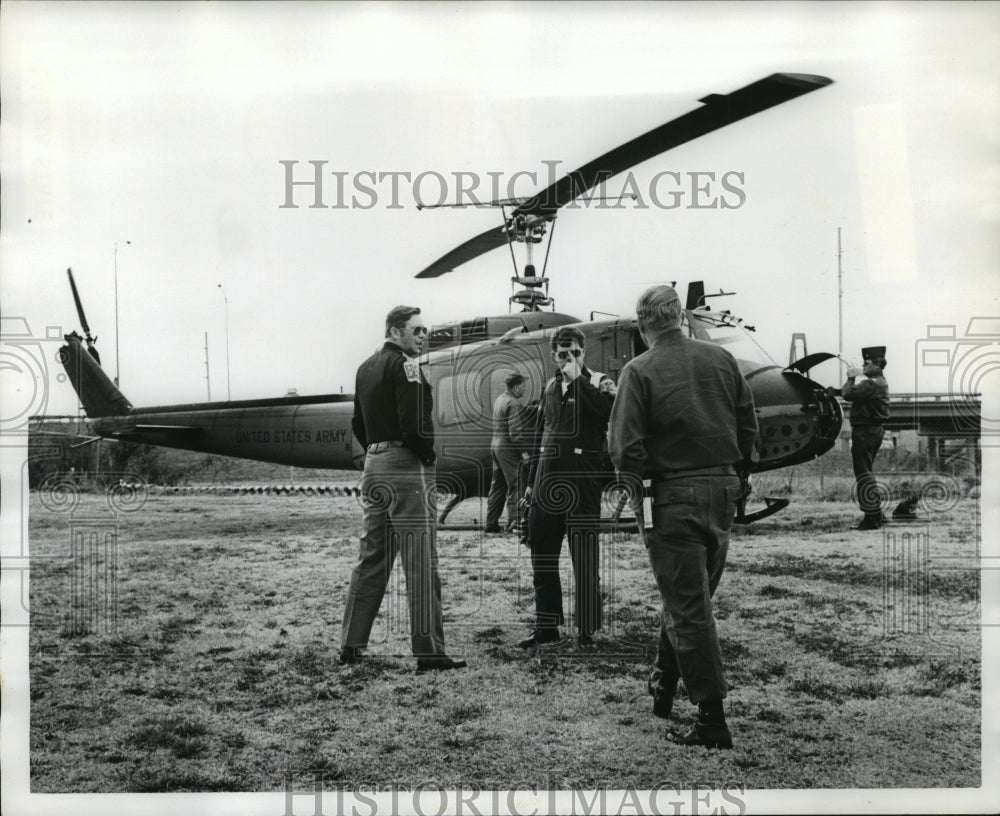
left=734, top=555, right=978, bottom=602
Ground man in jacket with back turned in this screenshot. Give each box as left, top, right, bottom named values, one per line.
left=609, top=285, right=757, bottom=749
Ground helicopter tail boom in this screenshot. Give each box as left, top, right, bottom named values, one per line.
left=58, top=333, right=133, bottom=418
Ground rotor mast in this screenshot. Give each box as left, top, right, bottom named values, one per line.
left=504, top=209, right=554, bottom=312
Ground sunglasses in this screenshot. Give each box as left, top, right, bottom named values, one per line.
left=555, top=348, right=582, bottom=361
left=404, top=326, right=428, bottom=337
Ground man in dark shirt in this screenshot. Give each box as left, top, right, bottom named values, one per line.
left=842, top=346, right=890, bottom=530
left=517, top=326, right=615, bottom=648
left=485, top=372, right=531, bottom=533
left=341, top=305, right=466, bottom=672
left=609, top=285, right=758, bottom=749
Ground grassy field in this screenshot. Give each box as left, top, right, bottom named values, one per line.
left=27, top=487, right=981, bottom=793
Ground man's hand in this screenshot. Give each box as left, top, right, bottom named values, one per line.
left=599, top=377, right=617, bottom=396
left=560, top=356, right=582, bottom=382
left=521, top=451, right=530, bottom=462
left=846, top=366, right=862, bottom=379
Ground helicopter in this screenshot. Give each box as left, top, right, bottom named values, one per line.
left=56, top=72, right=842, bottom=524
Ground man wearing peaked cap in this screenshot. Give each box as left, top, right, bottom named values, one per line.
left=843, top=346, right=890, bottom=530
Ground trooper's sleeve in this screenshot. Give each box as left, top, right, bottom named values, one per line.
left=576, top=373, right=615, bottom=423
left=842, top=377, right=877, bottom=402
left=525, top=395, right=546, bottom=487
left=608, top=365, right=647, bottom=481
left=509, top=400, right=532, bottom=447
left=351, top=392, right=368, bottom=449
left=733, top=364, right=759, bottom=467
left=393, top=356, right=436, bottom=465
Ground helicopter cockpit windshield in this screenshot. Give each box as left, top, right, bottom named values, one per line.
left=686, top=312, right=778, bottom=376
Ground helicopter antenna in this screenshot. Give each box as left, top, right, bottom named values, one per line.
left=699, top=287, right=736, bottom=306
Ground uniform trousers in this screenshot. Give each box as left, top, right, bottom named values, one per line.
left=850, top=424, right=885, bottom=515
left=527, top=454, right=604, bottom=636
left=486, top=444, right=523, bottom=529
left=646, top=473, right=740, bottom=703
left=341, top=446, right=446, bottom=657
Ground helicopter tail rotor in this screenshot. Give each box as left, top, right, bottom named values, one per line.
left=66, top=268, right=102, bottom=364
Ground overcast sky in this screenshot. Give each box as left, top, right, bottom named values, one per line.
left=2, top=1, right=998, bottom=414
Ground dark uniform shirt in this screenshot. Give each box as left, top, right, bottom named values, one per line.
left=842, top=374, right=889, bottom=426
left=609, top=329, right=758, bottom=480
left=527, top=366, right=614, bottom=485
left=352, top=342, right=436, bottom=465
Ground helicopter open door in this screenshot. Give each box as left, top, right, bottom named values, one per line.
left=786, top=352, right=837, bottom=375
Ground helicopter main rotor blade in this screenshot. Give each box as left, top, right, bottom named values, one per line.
left=524, top=73, right=832, bottom=213
left=416, top=72, right=832, bottom=279
left=414, top=224, right=509, bottom=279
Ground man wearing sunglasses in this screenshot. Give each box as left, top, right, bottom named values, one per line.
left=517, top=325, right=616, bottom=648
left=341, top=305, right=466, bottom=672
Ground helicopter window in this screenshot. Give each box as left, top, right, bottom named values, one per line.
left=435, top=372, right=488, bottom=428
left=630, top=312, right=689, bottom=357
left=460, top=318, right=487, bottom=344
left=688, top=317, right=777, bottom=370
left=485, top=316, right=526, bottom=336
left=429, top=323, right=459, bottom=350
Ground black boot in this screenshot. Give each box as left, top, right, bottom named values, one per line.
left=648, top=667, right=679, bottom=719
left=517, top=628, right=560, bottom=648
left=856, top=512, right=882, bottom=530
left=670, top=698, right=733, bottom=749
left=338, top=646, right=365, bottom=665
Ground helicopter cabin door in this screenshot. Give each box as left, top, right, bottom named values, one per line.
left=594, top=322, right=640, bottom=384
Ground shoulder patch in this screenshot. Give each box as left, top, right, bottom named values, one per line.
left=403, top=359, right=421, bottom=383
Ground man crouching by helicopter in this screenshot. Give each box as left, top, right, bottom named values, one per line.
left=340, top=305, right=466, bottom=672
left=517, top=326, right=616, bottom=648
left=609, top=285, right=757, bottom=749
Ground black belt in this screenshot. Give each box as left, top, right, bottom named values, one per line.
left=367, top=440, right=405, bottom=453
left=653, top=465, right=736, bottom=481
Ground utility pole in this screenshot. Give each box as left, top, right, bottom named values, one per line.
left=114, top=239, right=132, bottom=386
left=837, top=227, right=844, bottom=379
left=217, top=284, right=231, bottom=401
left=203, top=332, right=211, bottom=401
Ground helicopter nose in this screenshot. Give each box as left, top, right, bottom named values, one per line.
left=749, top=368, right=842, bottom=467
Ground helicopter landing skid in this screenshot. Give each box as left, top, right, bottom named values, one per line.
left=735, top=496, right=790, bottom=525
left=437, top=494, right=791, bottom=532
